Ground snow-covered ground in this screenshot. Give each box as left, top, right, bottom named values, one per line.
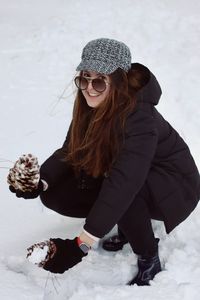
left=0, top=0, right=200, bottom=299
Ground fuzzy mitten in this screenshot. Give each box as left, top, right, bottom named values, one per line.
left=27, top=238, right=87, bottom=274
left=7, top=154, right=44, bottom=198
left=7, top=154, right=40, bottom=192
left=9, top=180, right=44, bottom=199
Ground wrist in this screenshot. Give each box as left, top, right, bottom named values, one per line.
left=79, top=232, right=95, bottom=247
left=76, top=236, right=91, bottom=254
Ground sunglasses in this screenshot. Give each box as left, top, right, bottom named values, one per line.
left=74, top=76, right=110, bottom=93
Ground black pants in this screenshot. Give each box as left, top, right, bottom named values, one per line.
left=40, top=175, right=164, bottom=257
left=118, top=184, right=163, bottom=256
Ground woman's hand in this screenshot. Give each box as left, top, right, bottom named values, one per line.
left=43, top=238, right=88, bottom=273
left=9, top=180, right=44, bottom=199
left=27, top=238, right=89, bottom=274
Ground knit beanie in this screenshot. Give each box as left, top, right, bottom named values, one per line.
left=76, top=38, right=132, bottom=75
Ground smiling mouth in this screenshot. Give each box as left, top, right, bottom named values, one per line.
left=88, top=92, right=100, bottom=97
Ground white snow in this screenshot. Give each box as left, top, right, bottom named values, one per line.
left=27, top=244, right=49, bottom=265
left=0, top=0, right=200, bottom=299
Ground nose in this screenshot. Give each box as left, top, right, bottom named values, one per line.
left=86, top=78, right=98, bottom=92
left=86, top=80, right=94, bottom=91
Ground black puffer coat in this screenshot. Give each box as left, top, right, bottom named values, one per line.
left=40, top=63, right=200, bottom=238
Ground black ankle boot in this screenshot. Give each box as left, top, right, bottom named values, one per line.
left=102, top=232, right=128, bottom=251
left=128, top=252, right=161, bottom=286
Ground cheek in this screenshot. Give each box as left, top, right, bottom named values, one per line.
left=103, top=86, right=110, bottom=99
left=98, top=90, right=109, bottom=102
left=82, top=90, right=86, bottom=97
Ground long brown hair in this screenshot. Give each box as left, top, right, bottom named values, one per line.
left=66, top=65, right=149, bottom=177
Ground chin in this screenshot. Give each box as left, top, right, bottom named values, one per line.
left=86, top=101, right=99, bottom=108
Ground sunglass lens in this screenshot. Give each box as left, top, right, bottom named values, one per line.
left=75, top=76, right=88, bottom=90
left=92, top=79, right=106, bottom=92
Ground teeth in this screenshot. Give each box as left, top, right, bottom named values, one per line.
left=88, top=93, right=99, bottom=96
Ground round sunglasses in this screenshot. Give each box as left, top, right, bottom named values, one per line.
left=74, top=76, right=110, bottom=93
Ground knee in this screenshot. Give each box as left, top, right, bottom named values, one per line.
left=40, top=189, right=92, bottom=218
left=40, top=191, right=60, bottom=213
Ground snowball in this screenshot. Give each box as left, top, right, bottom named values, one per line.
left=27, top=245, right=49, bottom=265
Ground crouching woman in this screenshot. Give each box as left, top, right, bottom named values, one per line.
left=9, top=38, right=200, bottom=286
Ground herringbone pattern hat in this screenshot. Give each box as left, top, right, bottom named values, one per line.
left=76, top=38, right=131, bottom=74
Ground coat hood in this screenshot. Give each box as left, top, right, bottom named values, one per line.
left=131, top=63, right=162, bottom=106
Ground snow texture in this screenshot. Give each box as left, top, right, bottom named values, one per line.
left=0, top=0, right=200, bottom=299
left=27, top=245, right=48, bottom=265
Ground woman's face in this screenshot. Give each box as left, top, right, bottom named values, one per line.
left=81, top=71, right=111, bottom=108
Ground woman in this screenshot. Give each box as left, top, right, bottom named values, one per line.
left=9, top=38, right=200, bottom=286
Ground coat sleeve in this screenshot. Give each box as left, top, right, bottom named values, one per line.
left=40, top=123, right=72, bottom=187
left=83, top=110, right=158, bottom=238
